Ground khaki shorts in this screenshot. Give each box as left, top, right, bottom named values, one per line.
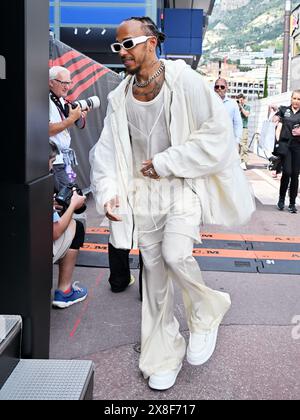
left=53, top=220, right=76, bottom=263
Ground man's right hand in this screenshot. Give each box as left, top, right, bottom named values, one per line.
left=68, top=104, right=82, bottom=123
left=70, top=190, right=86, bottom=211
left=104, top=196, right=122, bottom=222
left=49, top=104, right=83, bottom=136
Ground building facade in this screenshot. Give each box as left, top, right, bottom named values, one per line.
left=220, top=0, right=249, bottom=11
left=290, top=3, right=300, bottom=90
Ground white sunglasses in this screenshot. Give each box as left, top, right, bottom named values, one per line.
left=110, top=35, right=154, bottom=53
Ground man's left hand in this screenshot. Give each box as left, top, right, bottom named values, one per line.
left=81, top=109, right=89, bottom=119
left=141, top=160, right=160, bottom=179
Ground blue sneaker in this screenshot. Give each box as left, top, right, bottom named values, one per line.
left=52, top=282, right=88, bottom=309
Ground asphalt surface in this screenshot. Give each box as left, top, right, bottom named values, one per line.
left=50, top=153, right=300, bottom=400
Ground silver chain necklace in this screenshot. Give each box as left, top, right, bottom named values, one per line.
left=134, top=61, right=165, bottom=88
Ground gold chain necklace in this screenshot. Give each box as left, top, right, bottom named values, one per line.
left=134, top=61, right=165, bottom=88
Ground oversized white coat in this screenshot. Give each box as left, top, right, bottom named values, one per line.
left=90, top=59, right=255, bottom=249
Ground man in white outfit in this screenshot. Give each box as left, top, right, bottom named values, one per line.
left=90, top=17, right=255, bottom=390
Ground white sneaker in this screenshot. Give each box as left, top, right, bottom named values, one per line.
left=186, top=326, right=219, bottom=365
left=148, top=363, right=182, bottom=390
left=128, top=274, right=135, bottom=286
left=240, top=162, right=247, bottom=170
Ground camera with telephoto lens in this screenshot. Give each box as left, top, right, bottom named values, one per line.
left=268, top=155, right=281, bottom=172
left=55, top=183, right=86, bottom=214
left=64, top=95, right=100, bottom=116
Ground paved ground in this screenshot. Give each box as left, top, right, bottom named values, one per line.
left=50, top=153, right=300, bottom=400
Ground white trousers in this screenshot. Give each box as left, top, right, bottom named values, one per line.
left=139, top=232, right=231, bottom=378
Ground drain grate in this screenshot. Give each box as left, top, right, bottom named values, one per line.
left=234, top=261, right=251, bottom=267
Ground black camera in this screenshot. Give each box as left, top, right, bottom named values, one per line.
left=268, top=155, right=281, bottom=172
left=55, top=183, right=86, bottom=214
left=236, top=100, right=240, bottom=104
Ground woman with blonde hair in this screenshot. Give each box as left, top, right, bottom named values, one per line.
left=272, top=90, right=300, bottom=213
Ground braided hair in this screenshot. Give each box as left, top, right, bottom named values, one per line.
left=125, top=16, right=166, bottom=54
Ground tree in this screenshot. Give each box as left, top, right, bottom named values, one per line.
left=263, top=64, right=269, bottom=98
left=266, top=57, right=273, bottom=66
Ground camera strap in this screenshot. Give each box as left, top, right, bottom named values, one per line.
left=50, top=91, right=86, bottom=129
left=50, top=91, right=68, bottom=119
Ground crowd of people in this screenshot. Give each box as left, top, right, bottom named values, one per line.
left=48, top=15, right=299, bottom=391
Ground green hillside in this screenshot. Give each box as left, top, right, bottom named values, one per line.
left=204, top=0, right=293, bottom=53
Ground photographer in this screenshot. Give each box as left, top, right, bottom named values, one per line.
left=49, top=66, right=90, bottom=190
left=236, top=94, right=251, bottom=170
left=50, top=142, right=88, bottom=308
left=50, top=68, right=134, bottom=297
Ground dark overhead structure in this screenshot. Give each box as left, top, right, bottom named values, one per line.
left=49, top=0, right=215, bottom=70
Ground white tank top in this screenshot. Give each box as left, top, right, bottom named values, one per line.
left=125, top=78, right=170, bottom=178
left=125, top=78, right=200, bottom=241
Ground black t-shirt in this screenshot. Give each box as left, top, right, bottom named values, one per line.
left=276, top=105, right=300, bottom=143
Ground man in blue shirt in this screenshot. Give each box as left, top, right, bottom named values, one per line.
left=214, top=78, right=243, bottom=150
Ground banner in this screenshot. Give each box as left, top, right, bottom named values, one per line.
left=49, top=34, right=121, bottom=189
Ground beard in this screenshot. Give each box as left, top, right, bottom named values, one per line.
left=127, top=68, right=138, bottom=75
left=125, top=64, right=141, bottom=75
left=121, top=56, right=142, bottom=75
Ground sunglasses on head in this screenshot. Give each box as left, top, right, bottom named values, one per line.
left=110, top=35, right=154, bottom=53
left=214, top=85, right=226, bottom=90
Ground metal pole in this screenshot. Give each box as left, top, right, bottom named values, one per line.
left=54, top=0, right=61, bottom=40
left=282, top=0, right=291, bottom=92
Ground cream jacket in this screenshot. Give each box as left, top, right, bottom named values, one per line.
left=90, top=59, right=255, bottom=249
